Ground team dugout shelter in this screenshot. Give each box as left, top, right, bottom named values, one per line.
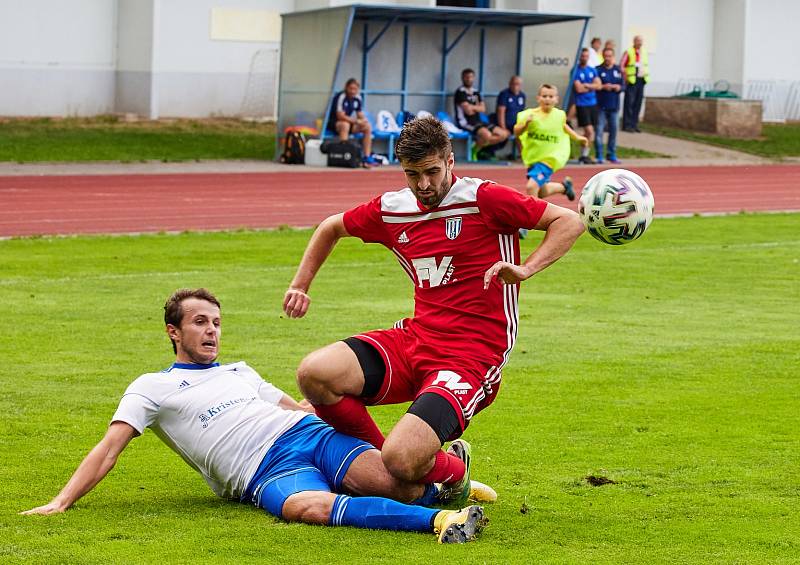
left=278, top=4, right=590, bottom=161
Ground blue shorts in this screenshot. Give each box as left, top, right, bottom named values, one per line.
left=526, top=162, right=554, bottom=188
left=242, top=415, right=373, bottom=519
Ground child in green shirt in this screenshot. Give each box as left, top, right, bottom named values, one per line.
left=514, top=84, right=588, bottom=201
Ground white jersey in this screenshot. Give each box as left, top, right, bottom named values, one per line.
left=111, top=361, right=307, bottom=499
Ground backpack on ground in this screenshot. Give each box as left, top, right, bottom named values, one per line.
left=281, top=131, right=305, bottom=164
left=321, top=140, right=362, bottom=168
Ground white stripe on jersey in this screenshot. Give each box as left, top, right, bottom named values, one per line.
left=391, top=247, right=417, bottom=282
left=382, top=206, right=479, bottom=224
left=463, top=387, right=486, bottom=419
left=495, top=233, right=519, bottom=377
left=379, top=177, right=484, bottom=214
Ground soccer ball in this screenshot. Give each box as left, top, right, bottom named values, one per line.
left=578, top=169, right=654, bottom=245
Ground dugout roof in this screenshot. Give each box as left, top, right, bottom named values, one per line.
left=278, top=4, right=590, bottom=158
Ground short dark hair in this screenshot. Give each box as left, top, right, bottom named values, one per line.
left=538, top=83, right=558, bottom=94
left=394, top=116, right=452, bottom=164
left=581, top=47, right=590, bottom=53
left=164, top=288, right=220, bottom=353
left=591, top=37, right=601, bottom=44
left=345, top=78, right=360, bottom=88
left=461, top=68, right=475, bottom=77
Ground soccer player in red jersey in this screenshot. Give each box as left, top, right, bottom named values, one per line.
left=283, top=117, right=585, bottom=504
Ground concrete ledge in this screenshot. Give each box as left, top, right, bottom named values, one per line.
left=645, top=97, right=762, bottom=138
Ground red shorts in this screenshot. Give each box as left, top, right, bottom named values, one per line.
left=353, top=321, right=502, bottom=435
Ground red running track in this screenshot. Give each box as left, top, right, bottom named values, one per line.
left=1, top=164, right=798, bottom=237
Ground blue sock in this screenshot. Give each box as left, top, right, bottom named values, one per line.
left=330, top=495, right=438, bottom=532
left=411, top=484, right=440, bottom=507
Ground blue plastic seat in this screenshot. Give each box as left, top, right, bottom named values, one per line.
left=436, top=111, right=473, bottom=161
left=364, top=110, right=397, bottom=163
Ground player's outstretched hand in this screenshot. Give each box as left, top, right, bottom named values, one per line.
left=20, top=502, right=66, bottom=516
left=284, top=288, right=311, bottom=318
left=483, top=261, right=531, bottom=289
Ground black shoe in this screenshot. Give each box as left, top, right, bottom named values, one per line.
left=578, top=156, right=595, bottom=165
left=634, top=127, right=642, bottom=133
left=622, top=127, right=635, bottom=133
left=563, top=177, right=575, bottom=201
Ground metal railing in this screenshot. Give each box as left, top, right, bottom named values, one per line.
left=675, top=79, right=800, bottom=122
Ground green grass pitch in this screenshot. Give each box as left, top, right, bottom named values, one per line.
left=1, top=213, right=799, bottom=563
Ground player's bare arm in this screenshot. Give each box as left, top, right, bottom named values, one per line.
left=591, top=76, right=602, bottom=91
left=483, top=203, right=584, bottom=288
left=284, top=213, right=351, bottom=318
left=563, top=122, right=589, bottom=146
left=514, top=115, right=533, bottom=137
left=21, top=421, right=137, bottom=515
left=573, top=79, right=588, bottom=93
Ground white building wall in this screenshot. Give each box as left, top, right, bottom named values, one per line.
left=743, top=0, right=800, bottom=83
left=154, top=0, right=291, bottom=117
left=619, top=0, right=715, bottom=97
left=587, top=0, right=623, bottom=52
left=0, top=0, right=794, bottom=119
left=0, top=0, right=116, bottom=116
left=711, top=0, right=747, bottom=93
left=116, top=0, right=155, bottom=117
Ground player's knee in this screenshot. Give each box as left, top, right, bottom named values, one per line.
left=281, top=493, right=331, bottom=525
left=296, top=351, right=332, bottom=395
left=381, top=443, right=424, bottom=482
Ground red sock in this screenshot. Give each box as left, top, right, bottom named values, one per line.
left=420, top=450, right=466, bottom=485
left=314, top=395, right=385, bottom=449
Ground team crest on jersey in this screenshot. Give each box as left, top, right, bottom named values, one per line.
left=445, top=217, right=462, bottom=240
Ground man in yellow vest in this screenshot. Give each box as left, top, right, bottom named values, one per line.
left=619, top=35, right=649, bottom=132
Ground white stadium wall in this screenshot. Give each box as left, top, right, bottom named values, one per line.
left=153, top=0, right=291, bottom=118
left=622, top=0, right=715, bottom=97
left=116, top=0, right=156, bottom=117
left=743, top=0, right=800, bottom=83
left=0, top=0, right=116, bottom=116
left=0, top=0, right=795, bottom=118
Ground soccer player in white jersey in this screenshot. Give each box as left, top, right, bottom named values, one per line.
left=284, top=117, right=584, bottom=504
left=21, top=289, right=487, bottom=544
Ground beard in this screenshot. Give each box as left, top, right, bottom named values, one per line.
left=416, top=174, right=451, bottom=208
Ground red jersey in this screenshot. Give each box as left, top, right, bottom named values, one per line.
left=343, top=175, right=547, bottom=372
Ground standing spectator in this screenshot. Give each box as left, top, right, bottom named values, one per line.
left=595, top=47, right=624, bottom=164
left=620, top=35, right=649, bottom=132
left=454, top=68, right=509, bottom=160
left=496, top=75, right=526, bottom=133
left=327, top=78, right=379, bottom=166
left=572, top=48, right=602, bottom=164
left=588, top=37, right=603, bottom=68
left=603, top=39, right=616, bottom=53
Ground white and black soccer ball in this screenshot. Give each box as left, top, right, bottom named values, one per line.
left=578, top=169, right=655, bottom=245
